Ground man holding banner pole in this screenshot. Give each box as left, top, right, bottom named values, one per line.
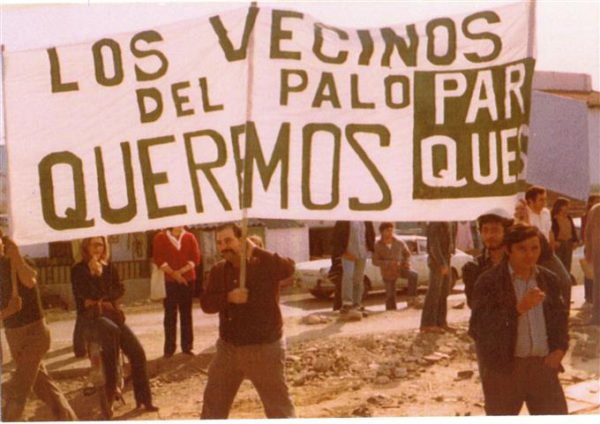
left=199, top=222, right=296, bottom=419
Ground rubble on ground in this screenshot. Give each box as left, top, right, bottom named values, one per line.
left=285, top=325, right=473, bottom=387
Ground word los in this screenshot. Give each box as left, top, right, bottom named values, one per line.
left=47, top=7, right=504, bottom=94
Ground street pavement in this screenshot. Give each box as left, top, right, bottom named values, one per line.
left=1, top=284, right=599, bottom=415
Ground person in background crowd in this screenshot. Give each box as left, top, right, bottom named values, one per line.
left=200, top=223, right=296, bottom=419
left=373, top=222, right=419, bottom=310
left=551, top=197, right=579, bottom=273
left=329, top=257, right=344, bottom=311
left=420, top=222, right=455, bottom=333
left=455, top=221, right=475, bottom=254
left=331, top=221, right=375, bottom=320
left=524, top=186, right=554, bottom=245
left=248, top=234, right=264, bottom=249
left=513, top=199, right=529, bottom=225
left=585, top=203, right=600, bottom=326
left=1, top=233, right=77, bottom=421
left=70, top=241, right=87, bottom=358
left=582, top=195, right=600, bottom=304
left=462, top=209, right=512, bottom=309
left=469, top=225, right=568, bottom=415
left=152, top=227, right=201, bottom=357
left=71, top=237, right=158, bottom=415
left=538, top=234, right=573, bottom=312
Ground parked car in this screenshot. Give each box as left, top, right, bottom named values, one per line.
left=295, top=235, right=473, bottom=300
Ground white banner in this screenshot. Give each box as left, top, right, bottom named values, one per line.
left=4, top=3, right=534, bottom=244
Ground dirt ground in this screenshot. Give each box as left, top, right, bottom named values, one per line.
left=17, top=303, right=600, bottom=421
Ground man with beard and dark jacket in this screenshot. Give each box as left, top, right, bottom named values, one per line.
left=462, top=209, right=512, bottom=309
left=469, top=224, right=569, bottom=415
left=200, top=223, right=296, bottom=419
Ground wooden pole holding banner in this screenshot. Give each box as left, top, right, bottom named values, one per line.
left=239, top=1, right=258, bottom=289
left=527, top=0, right=537, bottom=59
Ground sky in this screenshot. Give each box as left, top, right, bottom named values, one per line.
left=0, top=0, right=599, bottom=90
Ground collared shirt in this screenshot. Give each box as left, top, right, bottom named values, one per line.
left=509, top=265, right=549, bottom=357
left=347, top=221, right=369, bottom=259
left=528, top=207, right=552, bottom=241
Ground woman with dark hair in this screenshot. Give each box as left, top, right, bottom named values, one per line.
left=551, top=197, right=578, bottom=272
left=538, top=233, right=572, bottom=311
left=71, top=236, right=158, bottom=416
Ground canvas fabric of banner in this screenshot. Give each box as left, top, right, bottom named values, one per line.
left=3, top=3, right=533, bottom=245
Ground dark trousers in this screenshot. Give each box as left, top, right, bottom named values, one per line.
left=73, top=315, right=86, bottom=357
left=555, top=240, right=574, bottom=273
left=584, top=278, right=593, bottom=302
left=86, top=317, right=152, bottom=405
left=163, top=281, right=194, bottom=355
left=480, top=357, right=567, bottom=415
left=420, top=267, right=449, bottom=327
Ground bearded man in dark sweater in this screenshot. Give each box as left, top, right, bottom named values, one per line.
left=199, top=223, right=296, bottom=419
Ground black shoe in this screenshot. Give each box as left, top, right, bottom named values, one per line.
left=136, top=401, right=159, bottom=412
left=182, top=350, right=195, bottom=356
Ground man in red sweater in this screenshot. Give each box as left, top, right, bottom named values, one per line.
left=152, top=227, right=201, bottom=357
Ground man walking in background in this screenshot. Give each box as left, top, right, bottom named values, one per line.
left=373, top=222, right=418, bottom=310
left=332, top=221, right=375, bottom=320
left=1, top=233, right=77, bottom=421
left=420, top=221, right=455, bottom=333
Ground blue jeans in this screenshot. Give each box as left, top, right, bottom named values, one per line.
left=201, top=338, right=296, bottom=419
left=341, top=258, right=366, bottom=308
left=420, top=267, right=450, bottom=327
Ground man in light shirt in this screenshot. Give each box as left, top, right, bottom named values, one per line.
left=469, top=224, right=568, bottom=415
left=524, top=186, right=554, bottom=245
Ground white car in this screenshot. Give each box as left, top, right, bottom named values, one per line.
left=295, top=235, right=473, bottom=300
